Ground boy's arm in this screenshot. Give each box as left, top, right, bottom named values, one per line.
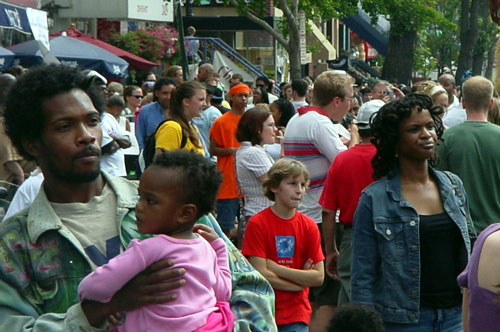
left=266, top=259, right=324, bottom=287
left=248, top=256, right=304, bottom=292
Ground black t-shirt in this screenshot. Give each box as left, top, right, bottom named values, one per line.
left=419, top=212, right=467, bottom=308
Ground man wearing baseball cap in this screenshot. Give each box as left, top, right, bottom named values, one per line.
left=209, top=83, right=250, bottom=236
left=192, top=84, right=222, bottom=161
left=319, top=99, right=384, bottom=305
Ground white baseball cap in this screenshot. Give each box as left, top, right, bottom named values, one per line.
left=356, top=99, right=385, bottom=129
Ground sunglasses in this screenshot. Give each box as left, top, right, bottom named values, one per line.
left=132, top=95, right=144, bottom=99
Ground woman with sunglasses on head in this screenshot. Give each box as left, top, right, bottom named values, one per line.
left=350, top=94, right=475, bottom=332
left=123, top=85, right=143, bottom=122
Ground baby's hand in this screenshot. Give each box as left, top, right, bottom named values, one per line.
left=193, top=224, right=219, bottom=242
left=105, top=312, right=124, bottom=330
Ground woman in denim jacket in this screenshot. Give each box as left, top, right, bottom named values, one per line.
left=351, top=94, right=474, bottom=332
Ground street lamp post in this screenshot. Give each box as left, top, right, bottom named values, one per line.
left=175, top=0, right=189, bottom=82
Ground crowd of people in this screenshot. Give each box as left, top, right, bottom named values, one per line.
left=0, top=59, right=498, bottom=332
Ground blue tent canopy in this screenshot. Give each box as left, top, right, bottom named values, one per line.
left=0, top=47, right=15, bottom=71
left=9, top=36, right=129, bottom=78
left=343, top=8, right=390, bottom=56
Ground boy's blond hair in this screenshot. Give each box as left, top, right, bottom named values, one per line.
left=263, top=158, right=310, bottom=201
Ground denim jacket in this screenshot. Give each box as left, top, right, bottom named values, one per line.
left=350, top=166, right=474, bottom=324
left=0, top=173, right=277, bottom=332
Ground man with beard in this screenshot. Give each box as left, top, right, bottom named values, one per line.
left=0, top=65, right=185, bottom=330
left=135, top=78, right=176, bottom=150
left=0, top=65, right=278, bottom=332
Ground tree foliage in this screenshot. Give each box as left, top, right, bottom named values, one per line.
left=106, top=26, right=179, bottom=63
left=358, top=0, right=453, bottom=83
left=230, top=0, right=481, bottom=84
left=227, top=0, right=358, bottom=79
left=229, top=0, right=457, bottom=83
left=414, top=31, right=438, bottom=77
left=424, top=0, right=460, bottom=76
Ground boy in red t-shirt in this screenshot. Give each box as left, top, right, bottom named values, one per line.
left=242, top=158, right=325, bottom=331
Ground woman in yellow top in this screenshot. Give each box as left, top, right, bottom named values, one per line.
left=155, top=81, right=206, bottom=156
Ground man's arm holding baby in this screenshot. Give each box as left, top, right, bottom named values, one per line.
left=82, top=258, right=186, bottom=327
left=0, top=259, right=185, bottom=331
left=265, top=258, right=324, bottom=287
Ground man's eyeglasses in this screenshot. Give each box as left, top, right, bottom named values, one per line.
left=343, top=96, right=357, bottom=102
left=132, top=95, right=144, bottom=99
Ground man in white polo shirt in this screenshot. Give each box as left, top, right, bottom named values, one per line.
left=283, top=70, right=357, bottom=330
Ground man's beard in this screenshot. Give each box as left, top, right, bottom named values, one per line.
left=46, top=160, right=101, bottom=183
left=45, top=145, right=101, bottom=183
left=159, top=100, right=170, bottom=110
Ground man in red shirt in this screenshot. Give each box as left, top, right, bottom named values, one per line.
left=319, top=99, right=384, bottom=305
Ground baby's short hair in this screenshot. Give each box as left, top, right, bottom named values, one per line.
left=151, top=150, right=222, bottom=218
left=328, top=304, right=385, bottom=332
left=263, top=158, right=309, bottom=201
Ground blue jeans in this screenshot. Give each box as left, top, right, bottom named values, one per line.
left=215, top=198, right=240, bottom=231
left=385, top=306, right=462, bottom=332
left=278, top=322, right=308, bottom=332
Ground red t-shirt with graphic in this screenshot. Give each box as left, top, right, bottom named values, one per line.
left=242, top=207, right=324, bottom=325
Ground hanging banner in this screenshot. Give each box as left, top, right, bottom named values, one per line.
left=212, top=50, right=256, bottom=91
left=127, top=0, right=173, bottom=22
left=26, top=7, right=49, bottom=50
left=299, top=10, right=307, bottom=64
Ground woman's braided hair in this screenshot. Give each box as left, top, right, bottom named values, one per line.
left=370, top=93, right=444, bottom=180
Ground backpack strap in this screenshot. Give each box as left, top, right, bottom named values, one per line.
left=143, top=119, right=187, bottom=168
left=179, top=124, right=188, bottom=149
left=442, top=171, right=477, bottom=242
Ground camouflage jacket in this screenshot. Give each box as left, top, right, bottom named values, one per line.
left=0, top=172, right=276, bottom=331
